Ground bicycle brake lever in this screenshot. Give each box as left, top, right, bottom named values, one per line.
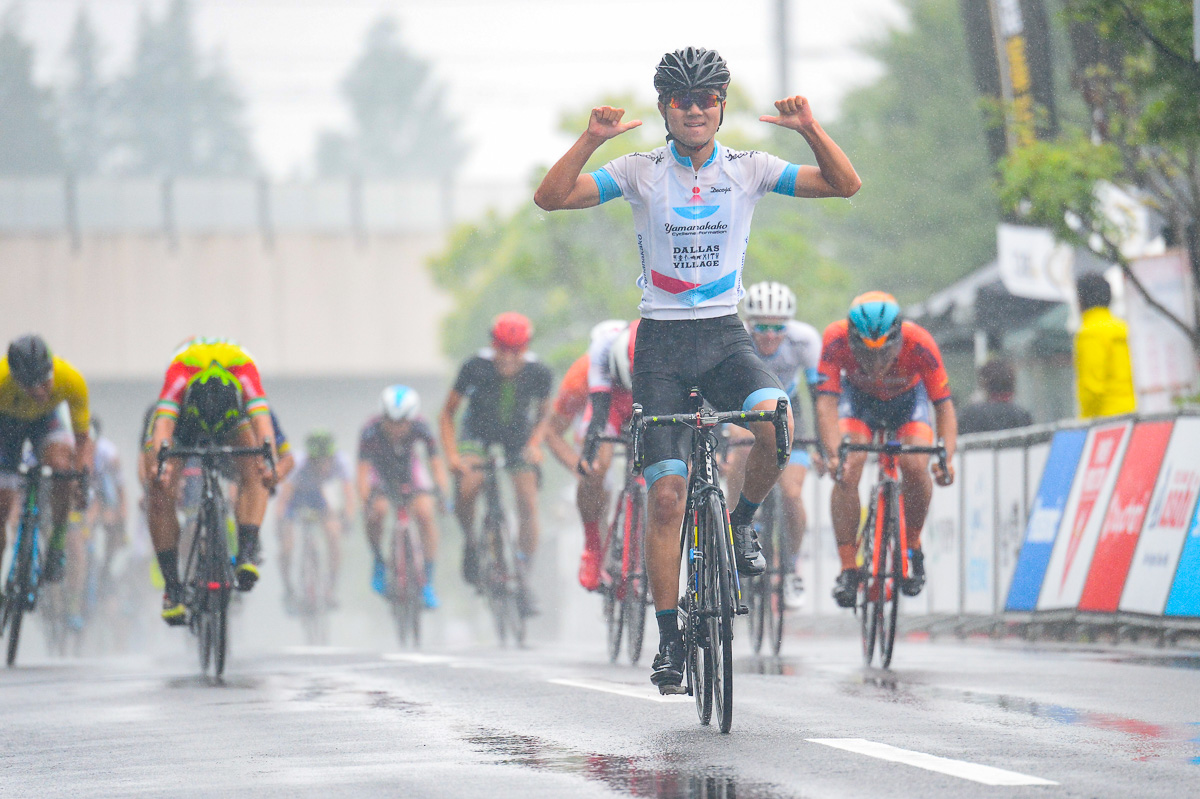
left=774, top=397, right=791, bottom=470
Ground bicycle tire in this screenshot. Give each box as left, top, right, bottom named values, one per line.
left=213, top=587, right=230, bottom=678
left=197, top=607, right=212, bottom=674
left=604, top=493, right=626, bottom=663
left=623, top=485, right=648, bottom=665
left=404, top=531, right=422, bottom=648
left=685, top=591, right=713, bottom=725
left=879, top=483, right=902, bottom=669
left=769, top=493, right=788, bottom=657
left=298, top=523, right=328, bottom=645
left=858, top=494, right=879, bottom=666
left=706, top=493, right=735, bottom=733
left=5, top=523, right=35, bottom=667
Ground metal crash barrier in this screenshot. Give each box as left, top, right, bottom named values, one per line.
left=795, top=410, right=1200, bottom=644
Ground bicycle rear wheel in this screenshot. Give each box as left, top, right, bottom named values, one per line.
left=212, top=587, right=230, bottom=678
left=879, top=483, right=902, bottom=669
left=298, top=527, right=328, bottom=645
left=623, top=485, right=649, bottom=665
left=706, top=493, right=735, bottom=733
left=858, top=495, right=879, bottom=666
left=404, top=532, right=422, bottom=648
left=769, top=515, right=789, bottom=657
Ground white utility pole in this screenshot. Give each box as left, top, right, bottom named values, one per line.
left=776, top=0, right=791, bottom=97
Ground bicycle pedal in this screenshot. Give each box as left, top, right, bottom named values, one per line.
left=736, top=603, right=749, bottom=615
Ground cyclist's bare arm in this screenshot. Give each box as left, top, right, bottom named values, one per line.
left=815, top=393, right=842, bottom=474
left=543, top=411, right=580, bottom=471
left=355, top=460, right=373, bottom=507
left=534, top=106, right=642, bottom=211
left=429, top=453, right=451, bottom=498
left=439, top=390, right=465, bottom=475
left=523, top=397, right=552, bottom=466
left=932, top=399, right=958, bottom=486
left=760, top=96, right=861, bottom=199
left=276, top=480, right=295, bottom=521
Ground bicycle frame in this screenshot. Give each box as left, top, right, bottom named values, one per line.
left=472, top=452, right=525, bottom=647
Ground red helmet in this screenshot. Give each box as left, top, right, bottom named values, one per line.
left=491, top=312, right=533, bottom=350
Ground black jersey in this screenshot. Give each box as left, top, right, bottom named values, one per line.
left=452, top=349, right=553, bottom=449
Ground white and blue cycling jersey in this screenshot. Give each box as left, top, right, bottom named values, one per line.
left=747, top=319, right=822, bottom=396
left=589, top=141, right=800, bottom=321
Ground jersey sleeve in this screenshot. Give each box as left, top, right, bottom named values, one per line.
left=533, top=362, right=554, bottom=400
left=907, top=325, right=952, bottom=403
left=155, top=362, right=191, bottom=421
left=356, top=425, right=374, bottom=462
left=588, top=153, right=638, bottom=205
left=452, top=358, right=480, bottom=396
left=54, top=360, right=91, bottom=434
left=415, top=419, right=439, bottom=456
left=790, top=321, right=823, bottom=385
left=586, top=328, right=622, bottom=393
left=270, top=412, right=290, bottom=454
left=816, top=325, right=848, bottom=395
left=230, top=361, right=269, bottom=418
left=745, top=151, right=798, bottom=199
left=553, top=357, right=590, bottom=418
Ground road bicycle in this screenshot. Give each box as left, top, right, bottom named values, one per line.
left=836, top=434, right=946, bottom=669
left=0, top=462, right=86, bottom=667
left=632, top=388, right=790, bottom=733
left=741, top=437, right=820, bottom=657
left=596, top=435, right=649, bottom=665
left=473, top=452, right=526, bottom=647
left=293, top=509, right=333, bottom=646
left=385, top=489, right=425, bottom=648
left=158, top=442, right=274, bottom=679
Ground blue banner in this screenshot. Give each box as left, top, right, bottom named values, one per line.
left=1006, top=429, right=1088, bottom=611
left=1164, top=494, right=1200, bottom=617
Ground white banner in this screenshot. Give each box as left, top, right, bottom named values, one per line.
left=996, top=447, right=1028, bottom=607
left=924, top=453, right=962, bottom=614
left=1037, top=423, right=1132, bottom=610
left=997, top=223, right=1075, bottom=302
left=1120, top=417, right=1200, bottom=615
left=963, top=450, right=997, bottom=613
left=1127, top=249, right=1198, bottom=412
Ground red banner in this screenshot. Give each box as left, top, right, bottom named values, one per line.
left=1078, top=421, right=1174, bottom=611
left=1059, top=425, right=1126, bottom=592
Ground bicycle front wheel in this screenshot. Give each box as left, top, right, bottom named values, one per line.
left=706, top=493, right=735, bottom=733
left=603, top=494, right=626, bottom=663
left=879, top=483, right=902, bottom=669
left=858, top=495, right=879, bottom=667
left=5, top=528, right=36, bottom=667
left=623, top=484, right=649, bottom=666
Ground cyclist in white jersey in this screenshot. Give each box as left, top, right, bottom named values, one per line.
left=535, top=46, right=859, bottom=692
left=724, top=282, right=821, bottom=608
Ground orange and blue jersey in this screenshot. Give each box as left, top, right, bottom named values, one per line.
left=816, top=320, right=951, bottom=404
left=154, top=337, right=269, bottom=423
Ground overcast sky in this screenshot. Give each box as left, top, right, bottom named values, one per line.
left=10, top=0, right=905, bottom=182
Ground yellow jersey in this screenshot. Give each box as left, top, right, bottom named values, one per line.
left=1075, top=307, right=1137, bottom=419
left=0, top=356, right=90, bottom=434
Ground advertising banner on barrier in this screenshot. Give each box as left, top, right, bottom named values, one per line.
left=996, top=447, right=1028, bottom=608
left=1078, top=420, right=1173, bottom=612
left=924, top=453, right=963, bottom=614
left=1037, top=423, right=1131, bottom=611
left=1164, top=494, right=1200, bottom=618
left=1120, top=417, right=1200, bottom=615
left=1006, top=429, right=1088, bottom=611
left=963, top=450, right=996, bottom=613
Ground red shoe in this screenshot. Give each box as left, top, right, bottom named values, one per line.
left=578, top=547, right=601, bottom=592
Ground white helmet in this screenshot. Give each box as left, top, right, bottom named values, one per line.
left=380, top=384, right=420, bottom=421
left=608, top=326, right=634, bottom=391
left=744, top=281, right=796, bottom=319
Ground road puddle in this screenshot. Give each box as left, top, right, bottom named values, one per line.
left=467, top=728, right=800, bottom=798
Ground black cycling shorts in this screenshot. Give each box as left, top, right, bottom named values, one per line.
left=632, top=315, right=785, bottom=476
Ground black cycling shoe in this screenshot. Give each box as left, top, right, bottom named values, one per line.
left=832, top=568, right=860, bottom=608
left=650, top=637, right=687, bottom=695
left=42, top=548, right=66, bottom=583
left=901, top=548, right=926, bottom=597
left=462, top=544, right=479, bottom=587
left=732, top=523, right=766, bottom=576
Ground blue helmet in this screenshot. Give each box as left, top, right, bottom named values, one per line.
left=848, top=291, right=902, bottom=371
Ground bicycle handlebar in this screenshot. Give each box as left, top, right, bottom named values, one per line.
left=834, top=437, right=948, bottom=483
left=630, top=390, right=792, bottom=474
left=157, top=441, right=277, bottom=481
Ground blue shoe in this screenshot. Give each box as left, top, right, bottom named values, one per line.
left=422, top=582, right=440, bottom=610
left=68, top=614, right=85, bottom=632
left=371, top=559, right=386, bottom=596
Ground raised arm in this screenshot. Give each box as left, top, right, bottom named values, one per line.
left=533, top=106, right=641, bottom=211
left=761, top=96, right=861, bottom=199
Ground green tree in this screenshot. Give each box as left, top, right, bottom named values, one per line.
left=60, top=7, right=110, bottom=175
left=430, top=93, right=851, bottom=369
left=802, top=0, right=1001, bottom=304
left=115, top=0, right=254, bottom=176
left=317, top=18, right=465, bottom=179
left=999, top=0, right=1200, bottom=349
left=0, top=7, right=63, bottom=175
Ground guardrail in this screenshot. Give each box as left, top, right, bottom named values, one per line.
left=792, top=410, right=1200, bottom=643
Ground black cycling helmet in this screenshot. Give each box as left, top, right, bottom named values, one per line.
left=8, top=334, right=54, bottom=388
left=181, top=362, right=246, bottom=436
left=653, top=47, right=730, bottom=98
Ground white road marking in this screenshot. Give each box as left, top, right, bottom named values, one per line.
left=382, top=653, right=458, bottom=665
left=549, top=677, right=689, bottom=703
left=282, top=646, right=360, bottom=656
left=806, top=739, right=1058, bottom=786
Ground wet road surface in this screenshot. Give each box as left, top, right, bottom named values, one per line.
left=2, top=629, right=1197, bottom=798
